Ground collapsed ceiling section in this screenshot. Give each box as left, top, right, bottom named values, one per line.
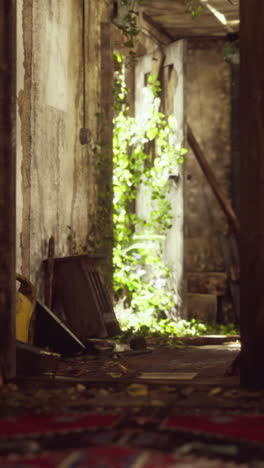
left=141, top=0, right=239, bottom=39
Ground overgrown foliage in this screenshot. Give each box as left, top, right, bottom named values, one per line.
left=113, top=53, right=186, bottom=324
left=117, top=318, right=239, bottom=347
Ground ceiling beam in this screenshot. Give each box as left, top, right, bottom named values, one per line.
left=199, top=0, right=238, bottom=34
left=141, top=12, right=174, bottom=45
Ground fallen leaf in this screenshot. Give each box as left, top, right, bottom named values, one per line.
left=109, top=372, right=122, bottom=378
left=180, top=386, right=195, bottom=397
left=208, top=387, right=222, bottom=397
left=151, top=399, right=165, bottom=407
left=104, top=361, right=128, bottom=371
left=127, top=384, right=148, bottom=397
left=104, top=361, right=118, bottom=368
left=76, top=384, right=86, bottom=392
left=98, top=389, right=110, bottom=396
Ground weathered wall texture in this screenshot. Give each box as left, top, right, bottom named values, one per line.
left=16, top=0, right=113, bottom=295
left=185, top=39, right=232, bottom=320
left=135, top=41, right=186, bottom=319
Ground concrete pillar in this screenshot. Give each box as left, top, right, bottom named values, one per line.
left=0, top=0, right=16, bottom=381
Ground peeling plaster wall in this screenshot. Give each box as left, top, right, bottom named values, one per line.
left=16, top=0, right=113, bottom=296
left=185, top=39, right=232, bottom=275
left=135, top=41, right=186, bottom=319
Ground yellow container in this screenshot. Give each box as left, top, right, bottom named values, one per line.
left=16, top=274, right=36, bottom=343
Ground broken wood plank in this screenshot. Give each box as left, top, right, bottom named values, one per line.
left=187, top=123, right=240, bottom=242
left=139, top=372, right=197, bottom=380
left=33, top=301, right=86, bottom=356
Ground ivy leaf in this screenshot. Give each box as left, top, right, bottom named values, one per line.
left=147, top=128, right=158, bottom=140
left=147, top=74, right=158, bottom=84
left=124, top=40, right=134, bottom=48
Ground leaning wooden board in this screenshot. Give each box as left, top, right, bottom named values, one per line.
left=48, top=255, right=121, bottom=340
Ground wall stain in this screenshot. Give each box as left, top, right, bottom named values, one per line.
left=69, top=0, right=83, bottom=237
left=17, top=0, right=33, bottom=277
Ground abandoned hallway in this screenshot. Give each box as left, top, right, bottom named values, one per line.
left=2, top=0, right=264, bottom=465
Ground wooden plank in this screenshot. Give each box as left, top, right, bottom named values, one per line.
left=240, top=0, right=264, bottom=389
left=0, top=0, right=16, bottom=381
left=141, top=0, right=239, bottom=37
left=187, top=123, right=240, bottom=242
left=51, top=256, right=108, bottom=339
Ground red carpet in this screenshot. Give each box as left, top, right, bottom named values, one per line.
left=0, top=413, right=120, bottom=437
left=0, top=446, right=243, bottom=467
left=0, top=413, right=263, bottom=466
left=162, top=414, right=264, bottom=443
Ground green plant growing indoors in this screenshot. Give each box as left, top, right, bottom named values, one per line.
left=112, top=53, right=187, bottom=328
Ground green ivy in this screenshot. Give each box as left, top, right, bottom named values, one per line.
left=185, top=0, right=203, bottom=17
left=113, top=54, right=187, bottom=324
left=115, top=0, right=145, bottom=59
left=116, top=319, right=239, bottom=347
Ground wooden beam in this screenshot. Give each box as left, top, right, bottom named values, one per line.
left=187, top=123, right=240, bottom=242
left=199, top=1, right=234, bottom=34
left=141, top=12, right=174, bottom=44
left=0, top=0, right=16, bottom=381
left=240, top=1, right=264, bottom=389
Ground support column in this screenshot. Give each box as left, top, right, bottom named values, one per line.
left=0, top=0, right=16, bottom=381
left=240, top=1, right=264, bottom=388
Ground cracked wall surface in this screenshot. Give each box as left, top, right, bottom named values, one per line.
left=16, top=0, right=114, bottom=296
left=185, top=39, right=232, bottom=273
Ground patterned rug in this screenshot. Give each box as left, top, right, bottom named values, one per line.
left=0, top=446, right=247, bottom=468
left=1, top=412, right=264, bottom=466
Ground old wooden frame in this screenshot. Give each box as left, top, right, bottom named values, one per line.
left=0, top=0, right=17, bottom=381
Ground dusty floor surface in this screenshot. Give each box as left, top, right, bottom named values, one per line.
left=0, top=339, right=248, bottom=417
left=3, top=339, right=264, bottom=465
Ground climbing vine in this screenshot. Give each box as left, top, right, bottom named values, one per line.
left=115, top=0, right=204, bottom=51
left=114, top=0, right=145, bottom=62
left=185, top=0, right=203, bottom=17
left=113, top=53, right=187, bottom=324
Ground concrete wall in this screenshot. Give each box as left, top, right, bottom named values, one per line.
left=135, top=41, right=186, bottom=319
left=185, top=38, right=231, bottom=272
left=185, top=38, right=232, bottom=320
left=16, top=0, right=113, bottom=296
